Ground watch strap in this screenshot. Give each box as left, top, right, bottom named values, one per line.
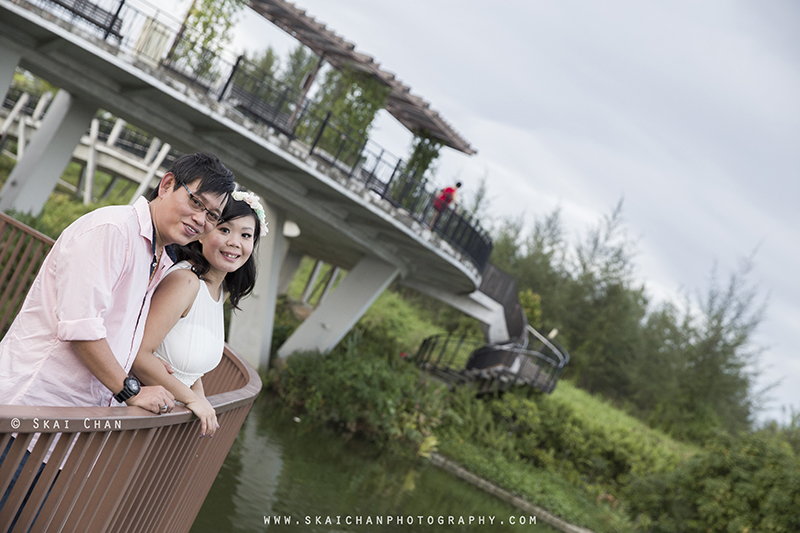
left=113, top=376, right=140, bottom=403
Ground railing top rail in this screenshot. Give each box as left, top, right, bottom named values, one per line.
left=526, top=325, right=570, bottom=367
left=418, top=333, right=569, bottom=370
left=0, top=211, right=55, bottom=245
left=0, top=345, right=261, bottom=433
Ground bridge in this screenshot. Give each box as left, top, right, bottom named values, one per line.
left=0, top=0, right=516, bottom=371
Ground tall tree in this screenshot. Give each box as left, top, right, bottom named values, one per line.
left=308, top=65, right=389, bottom=165
left=170, top=0, right=246, bottom=80
left=315, top=66, right=389, bottom=138
left=460, top=173, right=494, bottom=229
left=636, top=259, right=767, bottom=440
left=490, top=201, right=769, bottom=440
left=403, top=132, right=442, bottom=180
left=245, top=46, right=280, bottom=79
left=279, top=44, right=318, bottom=92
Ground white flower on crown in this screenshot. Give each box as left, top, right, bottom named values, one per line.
left=231, top=190, right=269, bottom=236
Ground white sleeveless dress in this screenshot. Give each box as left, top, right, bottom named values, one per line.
left=153, top=261, right=225, bottom=388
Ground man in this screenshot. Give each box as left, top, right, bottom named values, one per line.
left=0, top=151, right=235, bottom=413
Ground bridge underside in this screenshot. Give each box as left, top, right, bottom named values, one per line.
left=0, top=1, right=507, bottom=370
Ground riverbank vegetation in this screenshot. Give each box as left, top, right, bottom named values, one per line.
left=267, top=202, right=800, bottom=531
left=267, top=287, right=800, bottom=532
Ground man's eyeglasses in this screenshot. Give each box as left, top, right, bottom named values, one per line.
left=181, top=182, right=223, bottom=224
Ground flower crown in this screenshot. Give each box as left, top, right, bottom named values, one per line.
left=231, top=190, right=268, bottom=236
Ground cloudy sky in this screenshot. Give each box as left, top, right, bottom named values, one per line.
left=201, top=0, right=799, bottom=422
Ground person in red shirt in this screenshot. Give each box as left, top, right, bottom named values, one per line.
left=430, top=181, right=462, bottom=229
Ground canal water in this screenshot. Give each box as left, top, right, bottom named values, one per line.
left=190, top=396, right=556, bottom=532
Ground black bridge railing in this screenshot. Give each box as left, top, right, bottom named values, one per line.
left=478, top=263, right=527, bottom=344
left=416, top=331, right=569, bottom=394
left=12, top=0, right=493, bottom=272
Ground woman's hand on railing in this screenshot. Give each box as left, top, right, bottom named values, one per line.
left=185, top=396, right=218, bottom=438
left=127, top=385, right=176, bottom=414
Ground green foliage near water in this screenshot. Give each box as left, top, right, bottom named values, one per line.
left=266, top=285, right=671, bottom=531
left=269, top=326, right=448, bottom=451
left=269, top=248, right=798, bottom=531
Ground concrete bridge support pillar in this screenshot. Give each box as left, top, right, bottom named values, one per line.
left=301, top=259, right=323, bottom=304
left=317, top=266, right=340, bottom=306
left=401, top=280, right=509, bottom=343
left=0, top=42, right=20, bottom=100
left=0, top=89, right=96, bottom=215
left=277, top=247, right=304, bottom=296
left=277, top=255, right=399, bottom=358
left=227, top=201, right=287, bottom=371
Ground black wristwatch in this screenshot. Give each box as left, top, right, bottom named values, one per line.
left=114, top=376, right=141, bottom=403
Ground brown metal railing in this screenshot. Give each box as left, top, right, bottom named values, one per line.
left=0, top=345, right=261, bottom=532
left=0, top=212, right=55, bottom=337
left=0, top=211, right=262, bottom=531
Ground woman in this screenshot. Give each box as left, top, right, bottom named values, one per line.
left=132, top=190, right=268, bottom=437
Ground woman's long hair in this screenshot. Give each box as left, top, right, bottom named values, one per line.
left=175, top=198, right=262, bottom=310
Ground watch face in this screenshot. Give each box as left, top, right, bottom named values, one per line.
left=128, top=377, right=140, bottom=393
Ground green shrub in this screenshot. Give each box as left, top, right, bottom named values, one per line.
left=268, top=327, right=449, bottom=450
left=626, top=430, right=800, bottom=532
left=439, top=382, right=695, bottom=500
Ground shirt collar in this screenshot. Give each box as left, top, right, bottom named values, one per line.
left=134, top=196, right=177, bottom=267
left=133, top=196, right=154, bottom=243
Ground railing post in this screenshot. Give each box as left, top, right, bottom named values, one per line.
left=309, top=111, right=331, bottom=155
left=274, top=85, right=291, bottom=126
left=289, top=100, right=308, bottom=138
left=381, top=158, right=403, bottom=200
left=332, top=131, right=349, bottom=165
left=446, top=336, right=466, bottom=370
left=218, top=54, right=243, bottom=102
left=348, top=139, right=366, bottom=178
left=433, top=336, right=451, bottom=367
left=370, top=149, right=384, bottom=177
left=104, top=0, right=125, bottom=41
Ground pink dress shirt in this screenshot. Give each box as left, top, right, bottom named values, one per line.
left=0, top=196, right=173, bottom=408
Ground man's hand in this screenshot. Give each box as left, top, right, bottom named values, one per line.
left=126, top=385, right=175, bottom=414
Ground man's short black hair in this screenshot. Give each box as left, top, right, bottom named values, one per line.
left=148, top=151, right=235, bottom=201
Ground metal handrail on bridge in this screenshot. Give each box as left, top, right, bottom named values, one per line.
left=10, top=0, right=493, bottom=271
left=415, top=332, right=569, bottom=395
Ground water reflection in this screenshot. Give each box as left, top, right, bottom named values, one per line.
left=192, top=396, right=555, bottom=532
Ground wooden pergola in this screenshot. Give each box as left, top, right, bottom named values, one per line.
left=248, top=0, right=477, bottom=155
